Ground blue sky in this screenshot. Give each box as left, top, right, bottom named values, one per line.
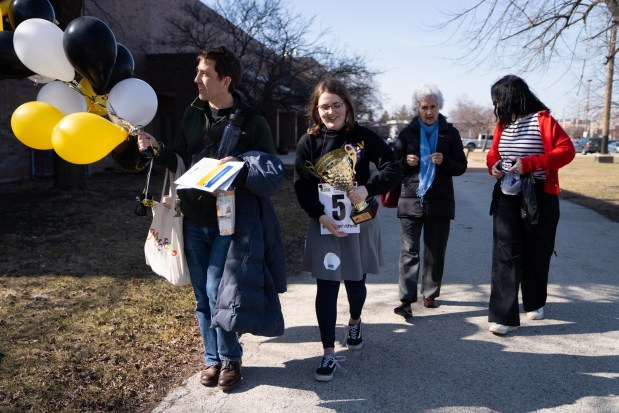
left=200, top=0, right=602, bottom=119
left=290, top=1, right=589, bottom=119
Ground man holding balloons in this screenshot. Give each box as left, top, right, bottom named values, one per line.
left=138, top=46, right=285, bottom=392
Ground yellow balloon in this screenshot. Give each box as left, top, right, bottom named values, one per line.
left=52, top=112, right=129, bottom=164
left=79, top=78, right=109, bottom=116
left=11, top=101, right=64, bottom=150
left=0, top=1, right=9, bottom=17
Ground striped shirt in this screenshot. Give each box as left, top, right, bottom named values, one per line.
left=498, top=113, right=547, bottom=180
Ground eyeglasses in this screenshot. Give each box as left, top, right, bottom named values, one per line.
left=317, top=101, right=344, bottom=112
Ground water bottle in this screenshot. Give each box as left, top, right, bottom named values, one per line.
left=217, top=110, right=244, bottom=159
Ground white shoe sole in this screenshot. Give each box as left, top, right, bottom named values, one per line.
left=346, top=342, right=363, bottom=350
left=526, top=308, right=544, bottom=320
left=489, top=323, right=518, bottom=335
left=314, top=372, right=334, bottom=382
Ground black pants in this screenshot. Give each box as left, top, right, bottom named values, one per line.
left=315, top=275, right=367, bottom=349
left=489, top=184, right=559, bottom=326
left=398, top=216, right=451, bottom=303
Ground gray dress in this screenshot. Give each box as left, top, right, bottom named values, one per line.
left=301, top=216, right=383, bottom=281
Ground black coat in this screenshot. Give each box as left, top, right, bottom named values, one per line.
left=155, top=94, right=275, bottom=226
left=211, top=151, right=287, bottom=337
left=294, top=123, right=401, bottom=219
left=393, top=114, right=467, bottom=219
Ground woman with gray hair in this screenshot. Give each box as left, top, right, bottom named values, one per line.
left=392, top=84, right=467, bottom=318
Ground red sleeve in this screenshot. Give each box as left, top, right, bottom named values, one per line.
left=486, top=123, right=502, bottom=175
left=521, top=111, right=575, bottom=173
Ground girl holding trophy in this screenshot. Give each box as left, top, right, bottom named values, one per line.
left=294, top=79, right=401, bottom=382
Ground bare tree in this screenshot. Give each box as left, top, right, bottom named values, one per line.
left=49, top=0, right=86, bottom=190
left=440, top=1, right=617, bottom=71
left=163, top=0, right=380, bottom=119
left=392, top=104, right=412, bottom=122
left=448, top=96, right=495, bottom=139
left=379, top=110, right=390, bottom=123
left=440, top=0, right=619, bottom=152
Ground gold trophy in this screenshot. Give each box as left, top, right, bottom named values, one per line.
left=306, top=144, right=378, bottom=224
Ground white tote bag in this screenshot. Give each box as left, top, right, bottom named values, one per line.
left=144, top=155, right=190, bottom=286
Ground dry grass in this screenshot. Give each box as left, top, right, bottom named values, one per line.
left=1, top=154, right=617, bottom=413
left=0, top=165, right=305, bottom=413
left=465, top=150, right=619, bottom=222
left=557, top=155, right=619, bottom=222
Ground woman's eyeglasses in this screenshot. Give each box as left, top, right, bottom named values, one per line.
left=317, top=101, right=344, bottom=112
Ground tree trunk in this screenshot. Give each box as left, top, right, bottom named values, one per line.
left=601, top=22, right=617, bottom=154
left=53, top=155, right=87, bottom=190
left=49, top=0, right=83, bottom=28
left=50, top=0, right=85, bottom=189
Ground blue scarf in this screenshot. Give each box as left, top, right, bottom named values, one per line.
left=417, top=119, right=438, bottom=199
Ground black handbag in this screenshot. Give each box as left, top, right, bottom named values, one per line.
left=520, top=173, right=539, bottom=225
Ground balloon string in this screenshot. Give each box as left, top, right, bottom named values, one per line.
left=66, top=80, right=106, bottom=111
left=65, top=80, right=140, bottom=135
left=107, top=103, right=140, bottom=134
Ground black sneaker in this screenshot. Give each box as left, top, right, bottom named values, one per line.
left=394, top=302, right=413, bottom=318
left=314, top=354, right=345, bottom=382
left=346, top=321, right=363, bottom=350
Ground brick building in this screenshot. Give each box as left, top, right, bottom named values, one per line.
left=0, top=0, right=307, bottom=182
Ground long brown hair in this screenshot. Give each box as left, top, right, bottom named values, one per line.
left=306, top=78, right=356, bottom=134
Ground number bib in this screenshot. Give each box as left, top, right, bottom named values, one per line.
left=317, top=183, right=360, bottom=234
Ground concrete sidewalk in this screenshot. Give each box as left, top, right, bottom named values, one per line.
left=153, top=170, right=619, bottom=413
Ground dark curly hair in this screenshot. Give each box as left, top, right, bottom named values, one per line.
left=491, top=75, right=549, bottom=128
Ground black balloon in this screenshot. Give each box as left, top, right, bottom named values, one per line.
left=2, top=15, right=11, bottom=31
left=105, top=43, right=134, bottom=93
left=8, top=0, right=55, bottom=30
left=0, top=31, right=34, bottom=79
left=63, top=16, right=117, bottom=95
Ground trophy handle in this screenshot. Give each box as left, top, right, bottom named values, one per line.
left=344, top=144, right=357, bottom=170
left=305, top=160, right=321, bottom=179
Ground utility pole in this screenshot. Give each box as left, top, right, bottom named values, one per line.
left=602, top=22, right=617, bottom=154
left=576, top=101, right=580, bottom=137
left=585, top=79, right=592, bottom=137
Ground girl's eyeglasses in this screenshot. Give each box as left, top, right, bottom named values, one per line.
left=317, top=101, right=344, bottom=112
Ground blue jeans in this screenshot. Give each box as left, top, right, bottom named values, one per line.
left=184, top=221, right=242, bottom=366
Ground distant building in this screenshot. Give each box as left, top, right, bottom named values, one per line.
left=556, top=117, right=608, bottom=139
left=385, top=119, right=409, bottom=140
left=0, top=0, right=312, bottom=182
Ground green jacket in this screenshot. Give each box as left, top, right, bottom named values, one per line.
left=156, top=93, right=275, bottom=225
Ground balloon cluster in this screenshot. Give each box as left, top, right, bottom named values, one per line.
left=0, top=0, right=158, bottom=165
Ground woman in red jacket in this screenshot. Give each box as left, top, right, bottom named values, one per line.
left=486, top=75, right=575, bottom=335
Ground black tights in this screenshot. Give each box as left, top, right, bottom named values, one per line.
left=315, top=275, right=367, bottom=349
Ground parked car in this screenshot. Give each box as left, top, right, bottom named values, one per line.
left=608, top=140, right=619, bottom=153
left=581, top=137, right=602, bottom=154
left=462, top=134, right=493, bottom=151
left=572, top=138, right=585, bottom=152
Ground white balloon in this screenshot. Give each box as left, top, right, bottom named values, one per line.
left=13, top=19, right=74, bottom=82
left=37, top=81, right=86, bottom=115
left=107, top=78, right=158, bottom=128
